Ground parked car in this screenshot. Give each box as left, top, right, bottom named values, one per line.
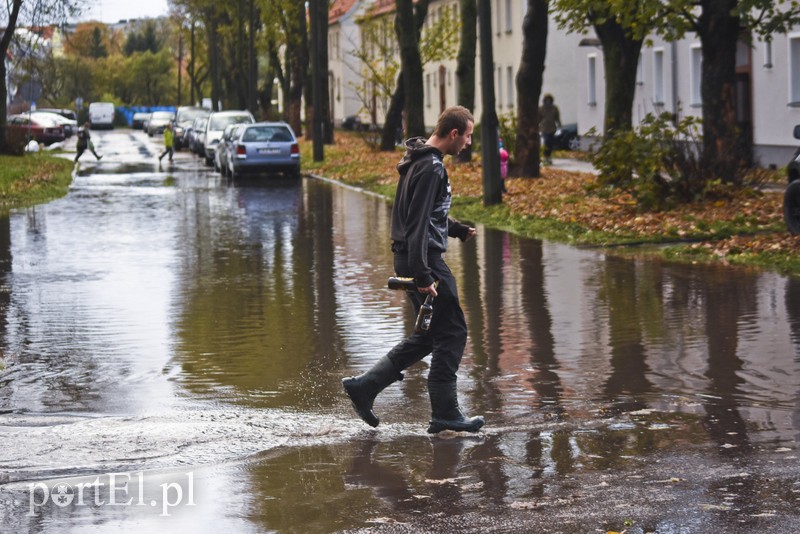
left=202, top=110, right=255, bottom=166
left=32, top=111, right=77, bottom=137
left=7, top=113, right=65, bottom=145
left=37, top=108, right=77, bottom=122
left=132, top=112, right=150, bottom=130
left=342, top=115, right=368, bottom=131
left=552, top=123, right=580, bottom=151
left=785, top=125, right=800, bottom=234
left=146, top=111, right=175, bottom=137
left=88, top=101, right=115, bottom=129
left=173, top=106, right=209, bottom=150
left=225, top=121, right=301, bottom=180
left=189, top=116, right=209, bottom=155
left=215, top=123, right=243, bottom=176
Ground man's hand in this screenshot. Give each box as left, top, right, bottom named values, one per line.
left=465, top=227, right=477, bottom=241
left=419, top=283, right=438, bottom=297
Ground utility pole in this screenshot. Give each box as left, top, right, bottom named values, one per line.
left=190, top=20, right=195, bottom=105
left=248, top=0, right=258, bottom=113
left=478, top=0, right=502, bottom=206
left=309, top=0, right=324, bottom=161
left=177, top=30, right=183, bottom=106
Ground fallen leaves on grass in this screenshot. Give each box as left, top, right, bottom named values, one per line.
left=300, top=132, right=798, bottom=258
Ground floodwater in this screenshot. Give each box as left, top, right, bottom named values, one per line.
left=1, top=130, right=800, bottom=533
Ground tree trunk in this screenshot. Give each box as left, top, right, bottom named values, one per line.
left=699, top=0, right=742, bottom=185
left=514, top=0, right=548, bottom=177
left=455, top=0, right=477, bottom=162
left=207, top=12, right=222, bottom=111
left=0, top=0, right=23, bottom=153
left=594, top=19, right=643, bottom=136
left=380, top=74, right=405, bottom=150
left=396, top=0, right=427, bottom=138
left=315, top=0, right=333, bottom=144
left=287, top=1, right=308, bottom=136
left=381, top=1, right=429, bottom=150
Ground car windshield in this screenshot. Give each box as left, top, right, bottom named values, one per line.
left=178, top=108, right=208, bottom=123
left=210, top=114, right=251, bottom=131
left=242, top=126, right=293, bottom=143
left=151, top=112, right=173, bottom=121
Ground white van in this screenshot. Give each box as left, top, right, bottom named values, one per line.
left=88, top=102, right=115, bottom=129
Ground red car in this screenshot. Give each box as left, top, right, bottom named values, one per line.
left=7, top=113, right=66, bottom=146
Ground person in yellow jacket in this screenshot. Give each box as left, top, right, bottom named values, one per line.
left=158, top=122, right=174, bottom=163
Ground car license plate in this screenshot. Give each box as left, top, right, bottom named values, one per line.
left=258, top=148, right=281, bottom=154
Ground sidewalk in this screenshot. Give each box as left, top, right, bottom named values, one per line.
left=547, top=157, right=598, bottom=174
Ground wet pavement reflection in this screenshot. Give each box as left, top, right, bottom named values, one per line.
left=1, top=130, right=800, bottom=532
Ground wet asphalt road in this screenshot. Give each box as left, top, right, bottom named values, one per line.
left=0, top=129, right=799, bottom=533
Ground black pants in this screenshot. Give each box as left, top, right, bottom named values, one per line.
left=75, top=145, right=99, bottom=162
left=386, top=253, right=467, bottom=385
left=542, top=132, right=555, bottom=159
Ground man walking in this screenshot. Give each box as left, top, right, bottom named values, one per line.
left=342, top=106, right=484, bottom=433
left=74, top=122, right=102, bottom=162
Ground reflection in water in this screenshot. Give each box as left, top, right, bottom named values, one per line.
left=599, top=256, right=653, bottom=413
left=2, top=159, right=800, bottom=532
left=702, top=267, right=754, bottom=456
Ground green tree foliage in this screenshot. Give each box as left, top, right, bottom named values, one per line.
left=123, top=20, right=163, bottom=56
left=125, top=50, right=176, bottom=105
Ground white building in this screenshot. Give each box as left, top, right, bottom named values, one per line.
left=329, top=0, right=581, bottom=132
left=575, top=30, right=800, bottom=168
left=328, top=0, right=367, bottom=126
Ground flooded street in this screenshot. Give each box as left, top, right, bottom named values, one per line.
left=1, top=129, right=800, bottom=533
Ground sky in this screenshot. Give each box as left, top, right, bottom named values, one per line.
left=81, top=0, right=170, bottom=23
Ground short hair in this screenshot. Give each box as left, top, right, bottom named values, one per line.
left=433, top=105, right=474, bottom=138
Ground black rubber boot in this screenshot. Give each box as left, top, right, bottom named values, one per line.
left=427, top=381, right=485, bottom=433
left=342, top=356, right=403, bottom=427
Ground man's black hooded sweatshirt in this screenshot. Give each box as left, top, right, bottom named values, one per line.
left=391, top=137, right=471, bottom=288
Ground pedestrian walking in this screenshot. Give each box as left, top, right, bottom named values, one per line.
left=539, top=93, right=561, bottom=165
left=342, top=105, right=485, bottom=434
left=74, top=122, right=102, bottom=162
left=158, top=123, right=174, bottom=163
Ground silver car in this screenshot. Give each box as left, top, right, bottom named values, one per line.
left=146, top=111, right=175, bottom=137
left=202, top=110, right=255, bottom=166
left=225, top=122, right=301, bottom=180
left=190, top=116, right=208, bottom=155
left=214, top=123, right=243, bottom=175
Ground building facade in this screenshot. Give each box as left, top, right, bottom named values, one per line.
left=574, top=30, right=800, bottom=168
left=327, top=0, right=581, bottom=133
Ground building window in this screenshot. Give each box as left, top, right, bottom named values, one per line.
left=507, top=66, right=514, bottom=108
left=636, top=53, right=644, bottom=85
left=587, top=54, right=597, bottom=106
left=653, top=48, right=665, bottom=104
left=496, top=66, right=503, bottom=107
left=426, top=74, right=431, bottom=107
left=791, top=36, right=800, bottom=104
left=496, top=0, right=502, bottom=35
left=764, top=39, right=773, bottom=69
left=505, top=0, right=513, bottom=33
left=691, top=45, right=702, bottom=107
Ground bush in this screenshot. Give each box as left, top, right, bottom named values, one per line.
left=590, top=113, right=713, bottom=211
